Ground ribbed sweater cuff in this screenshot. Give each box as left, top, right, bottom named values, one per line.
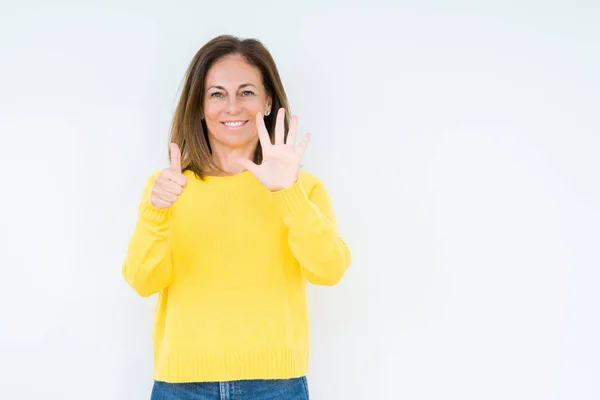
left=271, top=180, right=314, bottom=218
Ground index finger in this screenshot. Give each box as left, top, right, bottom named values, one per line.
left=255, top=112, right=272, bottom=147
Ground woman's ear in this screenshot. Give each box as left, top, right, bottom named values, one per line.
left=265, top=96, right=272, bottom=116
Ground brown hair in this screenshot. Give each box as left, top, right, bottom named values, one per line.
left=168, top=34, right=291, bottom=179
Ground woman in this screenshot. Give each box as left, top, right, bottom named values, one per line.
left=122, top=34, right=351, bottom=400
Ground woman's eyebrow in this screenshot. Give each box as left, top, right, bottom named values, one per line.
left=207, top=83, right=258, bottom=91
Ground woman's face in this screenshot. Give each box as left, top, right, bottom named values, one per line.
left=203, top=54, right=272, bottom=150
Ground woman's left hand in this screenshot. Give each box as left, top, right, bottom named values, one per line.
left=239, top=108, right=310, bottom=191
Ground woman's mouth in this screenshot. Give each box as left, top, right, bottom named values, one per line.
left=222, top=120, right=248, bottom=130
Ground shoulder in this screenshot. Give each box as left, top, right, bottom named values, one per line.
left=145, top=170, right=164, bottom=185
left=137, top=170, right=163, bottom=196
left=298, top=170, right=322, bottom=190
left=298, top=171, right=336, bottom=213
left=298, top=170, right=330, bottom=196
left=151, top=170, right=164, bottom=179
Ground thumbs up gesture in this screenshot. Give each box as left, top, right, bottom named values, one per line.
left=150, top=143, right=188, bottom=209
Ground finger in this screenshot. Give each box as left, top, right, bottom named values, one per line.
left=154, top=189, right=179, bottom=204
left=274, top=107, right=285, bottom=145
left=238, top=158, right=260, bottom=176
left=170, top=143, right=182, bottom=173
left=296, top=132, right=311, bottom=159
left=255, top=112, right=272, bottom=148
left=162, top=180, right=184, bottom=196
left=286, top=114, right=298, bottom=147
left=165, top=170, right=187, bottom=187
left=151, top=196, right=172, bottom=209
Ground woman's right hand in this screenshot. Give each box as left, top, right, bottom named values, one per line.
left=150, top=143, right=188, bottom=209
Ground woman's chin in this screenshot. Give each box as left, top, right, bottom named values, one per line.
left=212, top=134, right=257, bottom=150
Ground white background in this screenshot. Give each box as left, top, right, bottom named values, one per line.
left=1, top=1, right=598, bottom=399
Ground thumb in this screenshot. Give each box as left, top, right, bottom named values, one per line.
left=238, top=159, right=259, bottom=176
left=170, top=143, right=182, bottom=173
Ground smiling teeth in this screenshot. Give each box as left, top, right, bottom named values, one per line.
left=225, top=121, right=245, bottom=127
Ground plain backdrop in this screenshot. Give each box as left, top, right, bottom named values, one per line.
left=1, top=1, right=598, bottom=399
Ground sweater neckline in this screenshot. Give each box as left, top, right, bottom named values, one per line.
left=194, top=170, right=256, bottom=187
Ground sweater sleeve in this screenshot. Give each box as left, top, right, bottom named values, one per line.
left=271, top=176, right=351, bottom=286
left=122, top=172, right=174, bottom=297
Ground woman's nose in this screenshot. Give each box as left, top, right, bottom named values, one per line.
left=226, top=96, right=242, bottom=114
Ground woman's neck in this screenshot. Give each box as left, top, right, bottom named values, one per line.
left=208, top=140, right=257, bottom=176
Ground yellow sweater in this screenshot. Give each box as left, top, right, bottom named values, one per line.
left=122, top=169, right=351, bottom=383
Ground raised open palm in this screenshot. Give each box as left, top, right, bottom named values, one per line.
left=239, top=108, right=310, bottom=191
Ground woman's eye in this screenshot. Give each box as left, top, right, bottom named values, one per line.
left=210, top=92, right=223, bottom=98
left=241, top=91, right=254, bottom=96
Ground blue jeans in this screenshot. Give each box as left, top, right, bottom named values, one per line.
left=150, top=377, right=309, bottom=400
